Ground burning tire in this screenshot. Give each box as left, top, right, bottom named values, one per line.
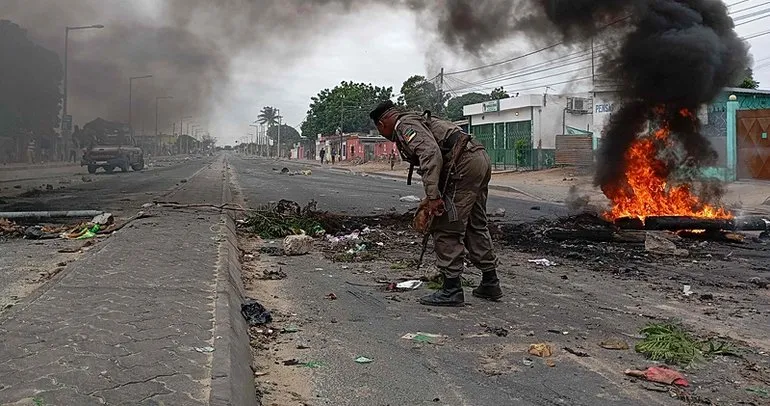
left=131, top=160, right=144, bottom=171
left=87, top=165, right=97, bottom=174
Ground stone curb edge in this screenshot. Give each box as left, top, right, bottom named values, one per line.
left=209, top=159, right=259, bottom=406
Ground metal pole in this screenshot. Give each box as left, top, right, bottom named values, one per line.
left=155, top=97, right=159, bottom=154
left=128, top=77, right=133, bottom=134
left=62, top=28, right=69, bottom=137
left=277, top=109, right=281, bottom=159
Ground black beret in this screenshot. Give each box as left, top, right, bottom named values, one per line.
left=369, top=100, right=396, bottom=121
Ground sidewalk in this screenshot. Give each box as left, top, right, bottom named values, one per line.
left=0, top=162, right=78, bottom=172
left=0, top=157, right=255, bottom=405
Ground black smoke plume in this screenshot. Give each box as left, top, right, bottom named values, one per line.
left=4, top=0, right=748, bottom=158
left=539, top=0, right=749, bottom=193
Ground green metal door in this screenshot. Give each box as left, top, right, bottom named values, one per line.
left=505, top=121, right=533, bottom=168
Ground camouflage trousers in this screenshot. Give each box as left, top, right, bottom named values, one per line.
left=432, top=145, right=498, bottom=278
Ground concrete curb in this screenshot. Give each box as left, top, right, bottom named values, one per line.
left=208, top=159, right=259, bottom=406
left=0, top=162, right=78, bottom=172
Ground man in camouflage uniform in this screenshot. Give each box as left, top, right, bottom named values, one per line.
left=369, top=100, right=502, bottom=306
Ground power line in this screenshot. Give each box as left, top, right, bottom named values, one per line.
left=735, top=12, right=770, bottom=25
left=728, top=0, right=753, bottom=8
left=730, top=1, right=770, bottom=15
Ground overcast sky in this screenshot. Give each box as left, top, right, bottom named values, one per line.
left=6, top=0, right=769, bottom=146
left=211, top=0, right=770, bottom=146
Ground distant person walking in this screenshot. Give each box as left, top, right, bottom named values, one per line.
left=319, top=148, right=326, bottom=164
left=27, top=138, right=36, bottom=164
left=331, top=148, right=337, bottom=164
left=389, top=149, right=397, bottom=170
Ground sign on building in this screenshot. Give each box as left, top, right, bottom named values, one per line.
left=482, top=100, right=500, bottom=113
left=62, top=115, right=73, bottom=132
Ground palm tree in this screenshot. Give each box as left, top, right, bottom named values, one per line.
left=257, top=106, right=279, bottom=127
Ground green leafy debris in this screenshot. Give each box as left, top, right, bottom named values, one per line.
left=635, top=322, right=739, bottom=367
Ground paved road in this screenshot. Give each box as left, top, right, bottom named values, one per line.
left=232, top=156, right=565, bottom=221
left=231, top=156, right=658, bottom=406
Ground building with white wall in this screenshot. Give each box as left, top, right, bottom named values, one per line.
left=463, top=93, right=593, bottom=168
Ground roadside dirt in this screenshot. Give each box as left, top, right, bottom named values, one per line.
left=239, top=234, right=315, bottom=406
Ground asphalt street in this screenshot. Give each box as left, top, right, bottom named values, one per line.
left=231, top=155, right=658, bottom=406
left=231, top=155, right=566, bottom=221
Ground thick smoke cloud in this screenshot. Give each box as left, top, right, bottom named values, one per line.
left=4, top=0, right=748, bottom=167
left=540, top=0, right=748, bottom=192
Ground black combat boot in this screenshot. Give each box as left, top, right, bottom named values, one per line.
left=419, top=277, right=464, bottom=307
left=472, top=270, right=503, bottom=301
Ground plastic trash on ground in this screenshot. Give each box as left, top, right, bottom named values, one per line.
left=396, top=280, right=423, bottom=290
left=624, top=366, right=689, bottom=387
left=402, top=332, right=447, bottom=345
left=399, top=195, right=421, bottom=203
left=354, top=356, right=373, bottom=364
left=528, top=258, right=556, bottom=267
left=241, top=299, right=272, bottom=326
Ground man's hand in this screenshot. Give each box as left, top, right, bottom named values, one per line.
left=426, top=198, right=445, bottom=217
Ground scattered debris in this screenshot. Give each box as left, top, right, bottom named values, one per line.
left=682, top=285, right=694, bottom=297
left=528, top=258, right=557, bottom=267
left=745, top=387, right=769, bottom=398
left=283, top=234, right=314, bottom=256
left=0, top=218, right=22, bottom=237
left=395, top=280, right=423, bottom=290
left=644, top=232, right=689, bottom=256
left=748, top=277, right=769, bottom=289
left=91, top=212, right=114, bottom=226
left=546, top=359, right=556, bottom=367
left=241, top=299, right=272, bottom=326
left=401, top=332, right=447, bottom=345
left=283, top=359, right=300, bottom=366
left=625, top=366, right=689, bottom=387
left=528, top=343, right=553, bottom=357
left=24, top=226, right=58, bottom=240
left=241, top=200, right=325, bottom=238
left=354, top=356, right=373, bottom=364
left=195, top=346, right=215, bottom=353
left=600, top=338, right=630, bottom=350
left=485, top=326, right=509, bottom=337
left=62, top=224, right=100, bottom=240
left=281, top=325, right=300, bottom=334
left=530, top=206, right=541, bottom=211
left=564, top=347, right=590, bottom=357
left=635, top=322, right=737, bottom=366
left=522, top=358, right=534, bottom=367
left=325, top=293, right=337, bottom=300
left=281, top=167, right=290, bottom=173
left=261, top=269, right=287, bottom=280
left=399, top=195, right=421, bottom=203
left=301, top=361, right=323, bottom=368
left=488, top=208, right=506, bottom=217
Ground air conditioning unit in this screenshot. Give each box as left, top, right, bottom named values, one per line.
left=567, top=97, right=592, bottom=114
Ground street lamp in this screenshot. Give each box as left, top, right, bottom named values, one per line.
left=62, top=24, right=104, bottom=161
left=155, top=96, right=173, bottom=155
left=128, top=75, right=153, bottom=137
left=249, top=124, right=259, bottom=155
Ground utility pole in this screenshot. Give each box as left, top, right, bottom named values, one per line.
left=155, top=96, right=172, bottom=155
left=128, top=75, right=153, bottom=138
left=437, top=67, right=444, bottom=115
left=249, top=124, right=259, bottom=155
left=62, top=24, right=104, bottom=161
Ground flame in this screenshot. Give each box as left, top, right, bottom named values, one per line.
left=604, top=113, right=731, bottom=222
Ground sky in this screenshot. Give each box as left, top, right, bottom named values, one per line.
left=215, top=0, right=770, bottom=145
left=5, top=0, right=770, bottom=146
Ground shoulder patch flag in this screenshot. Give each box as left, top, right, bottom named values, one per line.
left=404, top=128, right=417, bottom=143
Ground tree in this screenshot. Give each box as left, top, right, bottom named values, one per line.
left=397, top=75, right=449, bottom=114
left=267, top=124, right=301, bottom=156
left=301, top=81, right=394, bottom=139
left=444, top=92, right=491, bottom=121
left=738, top=68, right=760, bottom=89
left=0, top=20, right=63, bottom=160
left=490, top=87, right=511, bottom=100
left=257, top=106, right=280, bottom=127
